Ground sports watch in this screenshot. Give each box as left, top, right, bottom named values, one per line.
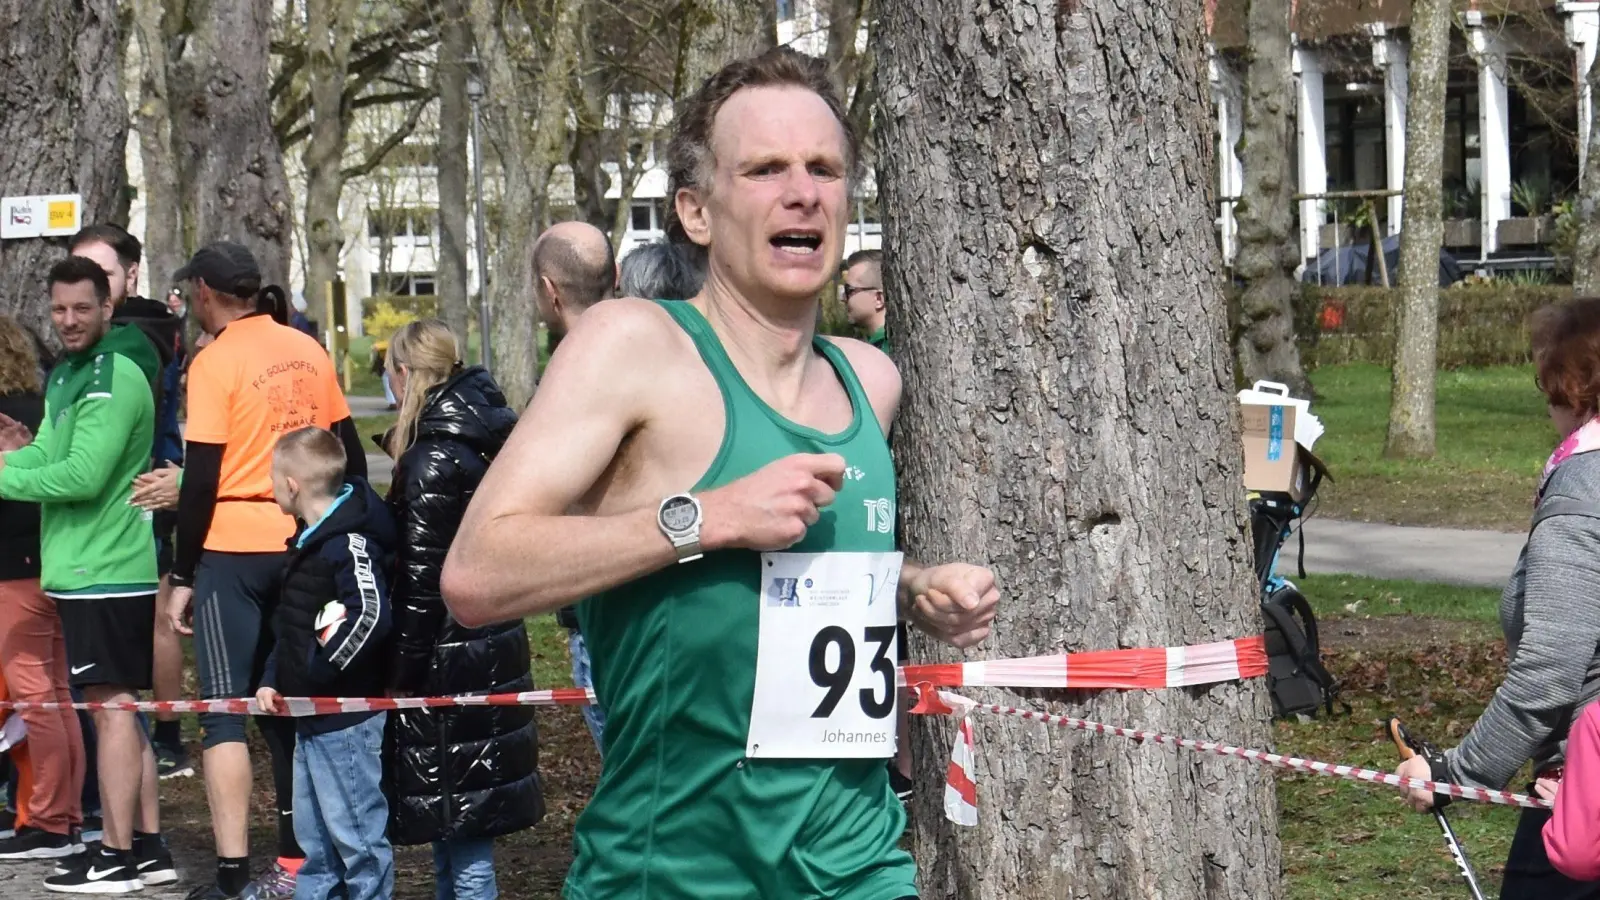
left=657, top=493, right=703, bottom=563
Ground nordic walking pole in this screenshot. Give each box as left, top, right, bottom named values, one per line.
left=1390, top=717, right=1489, bottom=900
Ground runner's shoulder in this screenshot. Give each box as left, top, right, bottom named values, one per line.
left=822, top=335, right=901, bottom=414
left=557, top=298, right=690, bottom=370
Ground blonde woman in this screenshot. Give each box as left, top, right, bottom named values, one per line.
left=383, top=320, right=541, bottom=898
left=0, top=315, right=86, bottom=854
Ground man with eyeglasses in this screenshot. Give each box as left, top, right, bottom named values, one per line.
left=841, top=248, right=888, bottom=351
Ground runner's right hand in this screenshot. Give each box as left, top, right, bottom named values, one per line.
left=256, top=687, right=283, bottom=715
left=168, top=585, right=195, bottom=636
left=701, top=453, right=846, bottom=552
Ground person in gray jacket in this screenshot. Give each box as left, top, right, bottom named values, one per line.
left=1397, top=298, right=1600, bottom=899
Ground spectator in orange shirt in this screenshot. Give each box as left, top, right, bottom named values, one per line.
left=163, top=241, right=365, bottom=900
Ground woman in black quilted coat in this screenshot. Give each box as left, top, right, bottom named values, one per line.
left=382, top=319, right=542, bottom=899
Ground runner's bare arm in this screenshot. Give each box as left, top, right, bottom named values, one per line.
left=831, top=338, right=999, bottom=648
left=440, top=301, right=679, bottom=626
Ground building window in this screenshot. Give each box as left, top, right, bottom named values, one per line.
left=370, top=273, right=438, bottom=297
left=777, top=0, right=795, bottom=22
left=630, top=201, right=658, bottom=233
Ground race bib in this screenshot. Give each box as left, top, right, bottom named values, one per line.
left=747, top=551, right=903, bottom=759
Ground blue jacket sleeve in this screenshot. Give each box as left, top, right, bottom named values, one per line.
left=316, top=533, right=392, bottom=674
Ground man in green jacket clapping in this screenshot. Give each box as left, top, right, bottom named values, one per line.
left=0, top=256, right=170, bottom=892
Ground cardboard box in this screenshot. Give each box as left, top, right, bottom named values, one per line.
left=1241, top=403, right=1327, bottom=503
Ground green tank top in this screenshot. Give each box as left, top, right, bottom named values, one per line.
left=567, top=301, right=914, bottom=900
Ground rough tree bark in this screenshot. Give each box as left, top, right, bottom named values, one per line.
left=683, top=0, right=776, bottom=90
left=302, top=0, right=362, bottom=325
left=1384, top=0, right=1450, bottom=459
left=436, top=0, right=474, bottom=348
left=171, top=0, right=293, bottom=287
left=1574, top=53, right=1600, bottom=295
left=0, top=0, right=128, bottom=341
left=133, top=0, right=186, bottom=298
left=1232, top=0, right=1309, bottom=396
left=876, top=2, right=1282, bottom=898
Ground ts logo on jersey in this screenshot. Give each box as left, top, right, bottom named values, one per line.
left=862, top=498, right=893, bottom=534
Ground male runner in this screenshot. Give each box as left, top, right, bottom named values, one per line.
left=164, top=241, right=365, bottom=900
left=0, top=257, right=173, bottom=892
left=442, top=48, right=998, bottom=899
left=69, top=224, right=193, bottom=781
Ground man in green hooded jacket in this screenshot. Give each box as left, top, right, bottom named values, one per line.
left=0, top=256, right=170, bottom=892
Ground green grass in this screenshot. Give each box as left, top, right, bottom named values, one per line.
left=1308, top=363, right=1551, bottom=530
left=527, top=612, right=573, bottom=689
left=1296, top=573, right=1502, bottom=623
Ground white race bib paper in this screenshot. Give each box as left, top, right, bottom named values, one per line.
left=747, top=551, right=903, bottom=759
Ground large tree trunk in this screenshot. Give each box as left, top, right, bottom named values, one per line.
left=436, top=0, right=473, bottom=348
left=1385, top=0, right=1450, bottom=459
left=570, top=7, right=617, bottom=236
left=171, top=0, right=293, bottom=287
left=0, top=0, right=128, bottom=341
left=876, top=2, right=1282, bottom=898
left=468, top=0, right=582, bottom=409
left=302, top=0, right=362, bottom=328
left=133, top=0, right=185, bottom=300
left=1232, top=0, right=1309, bottom=396
left=1574, top=53, right=1600, bottom=294
left=683, top=0, right=776, bottom=90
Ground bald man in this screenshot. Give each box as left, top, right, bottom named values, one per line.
left=533, top=220, right=619, bottom=750
left=532, top=221, right=617, bottom=348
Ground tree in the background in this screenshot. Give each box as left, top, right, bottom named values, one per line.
left=132, top=0, right=185, bottom=299
left=468, top=0, right=584, bottom=409
left=170, top=0, right=293, bottom=285
left=302, top=0, right=365, bottom=324
left=682, top=0, right=776, bottom=90
left=1233, top=0, right=1309, bottom=395
left=1574, top=53, right=1600, bottom=294
left=1385, top=0, right=1451, bottom=459
left=875, top=0, right=1282, bottom=896
left=435, top=0, right=474, bottom=347
left=0, top=0, right=127, bottom=340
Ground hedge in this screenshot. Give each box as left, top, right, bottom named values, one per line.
left=1295, top=284, right=1569, bottom=369
left=362, top=294, right=441, bottom=341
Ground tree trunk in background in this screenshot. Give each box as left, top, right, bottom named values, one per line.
left=1233, top=0, right=1309, bottom=396
left=467, top=0, right=581, bottom=409
left=876, top=1, right=1282, bottom=897
left=171, top=0, right=293, bottom=287
left=133, top=0, right=185, bottom=298
left=0, top=0, right=127, bottom=343
left=303, top=0, right=362, bottom=331
left=435, top=0, right=473, bottom=349
left=1385, top=0, right=1450, bottom=459
left=571, top=6, right=617, bottom=236
left=1574, top=54, right=1600, bottom=294
left=683, top=0, right=776, bottom=91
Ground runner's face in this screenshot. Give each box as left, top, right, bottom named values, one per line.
left=699, top=86, right=849, bottom=304
left=73, top=243, right=130, bottom=304
left=49, top=280, right=111, bottom=354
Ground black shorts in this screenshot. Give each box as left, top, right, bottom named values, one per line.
left=56, top=593, right=156, bottom=690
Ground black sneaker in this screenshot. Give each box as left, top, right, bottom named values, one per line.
left=0, top=824, right=84, bottom=860
left=133, top=835, right=177, bottom=886
left=54, top=842, right=92, bottom=877
left=155, top=744, right=194, bottom=781
left=887, top=765, right=914, bottom=802
left=43, top=847, right=142, bottom=893
left=80, top=815, right=103, bottom=844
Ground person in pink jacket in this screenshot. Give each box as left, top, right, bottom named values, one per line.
left=1543, top=701, right=1600, bottom=880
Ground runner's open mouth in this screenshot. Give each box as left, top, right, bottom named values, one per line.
left=771, top=231, right=823, bottom=255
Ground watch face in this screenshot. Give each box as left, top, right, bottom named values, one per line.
left=660, top=495, right=699, bottom=533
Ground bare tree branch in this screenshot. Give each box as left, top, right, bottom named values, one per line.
left=340, top=94, right=435, bottom=180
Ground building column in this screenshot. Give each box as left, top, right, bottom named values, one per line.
left=1467, top=11, right=1512, bottom=255
left=1563, top=1, right=1600, bottom=173
left=1294, top=42, right=1327, bottom=263
left=1370, top=26, right=1408, bottom=233
left=1209, top=45, right=1244, bottom=265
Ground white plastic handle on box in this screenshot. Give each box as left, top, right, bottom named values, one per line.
left=1250, top=381, right=1290, bottom=396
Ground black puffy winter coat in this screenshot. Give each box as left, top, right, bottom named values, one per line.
left=386, top=366, right=543, bottom=845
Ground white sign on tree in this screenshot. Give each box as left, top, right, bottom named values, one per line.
left=0, top=194, right=82, bottom=239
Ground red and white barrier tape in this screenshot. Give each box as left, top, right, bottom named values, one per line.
left=0, top=688, right=597, bottom=716
left=918, top=688, right=1550, bottom=827
left=901, top=635, right=1268, bottom=691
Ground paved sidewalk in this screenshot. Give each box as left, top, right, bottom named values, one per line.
left=1278, top=517, right=1524, bottom=588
